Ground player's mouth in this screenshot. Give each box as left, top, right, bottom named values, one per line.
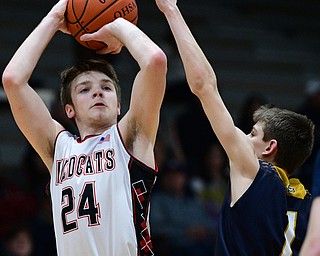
left=92, top=102, right=106, bottom=108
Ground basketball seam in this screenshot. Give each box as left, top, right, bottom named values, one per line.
left=73, top=0, right=119, bottom=38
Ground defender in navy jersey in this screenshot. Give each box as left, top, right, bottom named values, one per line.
left=216, top=160, right=288, bottom=256
left=2, top=0, right=167, bottom=255
left=155, top=0, right=314, bottom=255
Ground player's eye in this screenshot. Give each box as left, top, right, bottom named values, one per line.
left=248, top=130, right=254, bottom=137
left=102, top=84, right=114, bottom=91
left=80, top=88, right=89, bottom=93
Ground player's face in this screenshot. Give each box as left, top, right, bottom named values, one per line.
left=247, top=122, right=269, bottom=159
left=66, top=71, right=120, bottom=127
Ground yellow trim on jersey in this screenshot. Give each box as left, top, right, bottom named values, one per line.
left=275, top=166, right=307, bottom=199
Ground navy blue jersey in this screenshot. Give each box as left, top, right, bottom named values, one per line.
left=215, top=160, right=288, bottom=256
left=275, top=165, right=312, bottom=256
left=285, top=194, right=312, bottom=255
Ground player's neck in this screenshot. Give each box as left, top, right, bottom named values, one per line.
left=78, top=123, right=115, bottom=141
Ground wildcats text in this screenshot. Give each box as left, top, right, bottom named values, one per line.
left=55, top=149, right=115, bottom=185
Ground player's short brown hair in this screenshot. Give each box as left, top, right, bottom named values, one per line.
left=60, top=58, right=121, bottom=107
left=253, top=104, right=314, bottom=174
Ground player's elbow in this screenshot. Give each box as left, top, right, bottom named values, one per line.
left=2, top=67, right=18, bottom=91
left=147, top=49, right=167, bottom=73
left=189, top=74, right=217, bottom=97
left=2, top=65, right=29, bottom=92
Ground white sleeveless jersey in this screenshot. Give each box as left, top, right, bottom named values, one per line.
left=50, top=125, right=157, bottom=256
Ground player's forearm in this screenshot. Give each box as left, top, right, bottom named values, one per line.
left=162, top=6, right=216, bottom=96
left=111, top=18, right=166, bottom=69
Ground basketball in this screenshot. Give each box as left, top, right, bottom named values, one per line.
left=65, top=0, right=138, bottom=50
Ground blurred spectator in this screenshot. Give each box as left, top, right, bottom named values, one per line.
left=0, top=174, right=36, bottom=247
left=22, top=146, right=51, bottom=200
left=237, top=93, right=267, bottom=134
left=312, top=149, right=320, bottom=198
left=153, top=132, right=172, bottom=194
left=154, top=131, right=170, bottom=173
left=0, top=146, right=56, bottom=256
left=192, top=142, right=229, bottom=230
left=2, top=224, right=34, bottom=256
left=150, top=161, right=215, bottom=256
left=29, top=198, right=57, bottom=256
left=296, top=78, right=320, bottom=190
left=164, top=79, right=216, bottom=174
left=21, top=147, right=57, bottom=255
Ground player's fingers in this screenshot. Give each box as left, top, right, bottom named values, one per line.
left=80, top=33, right=96, bottom=42
left=80, top=30, right=106, bottom=42
left=108, top=47, right=123, bottom=55
left=95, top=47, right=109, bottom=55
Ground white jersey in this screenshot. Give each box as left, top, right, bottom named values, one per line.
left=50, top=125, right=157, bottom=256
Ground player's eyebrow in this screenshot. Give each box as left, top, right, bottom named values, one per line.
left=75, top=80, right=90, bottom=88
left=100, top=78, right=114, bottom=85
left=75, top=78, right=113, bottom=87
left=251, top=126, right=257, bottom=134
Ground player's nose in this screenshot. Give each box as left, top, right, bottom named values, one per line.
left=92, top=87, right=103, bottom=98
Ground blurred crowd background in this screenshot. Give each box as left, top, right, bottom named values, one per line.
left=1, top=0, right=320, bottom=255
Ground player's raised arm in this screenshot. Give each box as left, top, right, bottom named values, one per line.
left=155, top=0, right=258, bottom=186
left=81, top=18, right=167, bottom=167
left=2, top=0, right=68, bottom=170
left=118, top=18, right=167, bottom=142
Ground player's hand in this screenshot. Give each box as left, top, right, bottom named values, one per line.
left=155, top=0, right=177, bottom=14
left=80, top=22, right=123, bottom=55
left=47, top=0, right=70, bottom=34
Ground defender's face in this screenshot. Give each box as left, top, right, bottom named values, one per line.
left=66, top=71, right=120, bottom=126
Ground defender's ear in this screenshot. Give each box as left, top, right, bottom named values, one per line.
left=262, top=139, right=278, bottom=157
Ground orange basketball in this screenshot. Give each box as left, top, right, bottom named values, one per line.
left=65, top=0, right=138, bottom=50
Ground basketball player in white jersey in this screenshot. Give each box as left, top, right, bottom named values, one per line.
left=2, top=0, right=167, bottom=255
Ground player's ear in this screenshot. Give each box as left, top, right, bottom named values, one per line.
left=117, top=102, right=121, bottom=116
left=262, top=139, right=278, bottom=156
left=65, top=104, right=75, bottom=119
